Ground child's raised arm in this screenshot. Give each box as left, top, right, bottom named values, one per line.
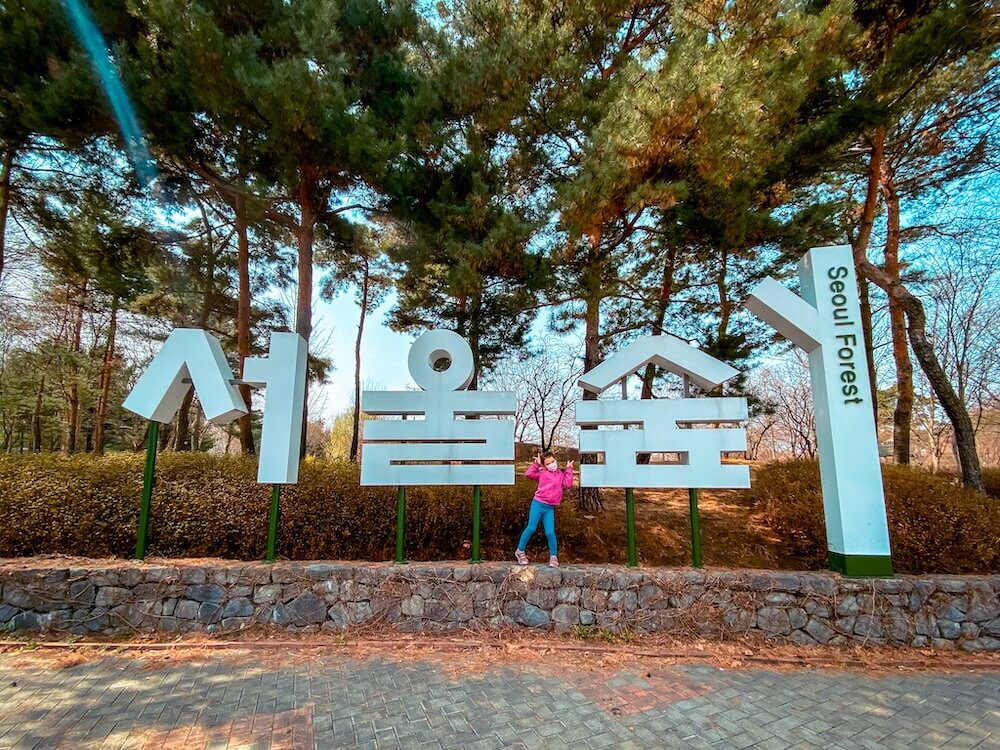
left=562, top=460, right=575, bottom=488
left=525, top=457, right=541, bottom=480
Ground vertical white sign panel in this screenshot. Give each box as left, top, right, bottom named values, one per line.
left=745, top=245, right=892, bottom=576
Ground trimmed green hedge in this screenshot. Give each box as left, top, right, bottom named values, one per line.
left=1, top=454, right=997, bottom=573
left=0, top=453, right=605, bottom=562
left=750, top=460, right=1000, bottom=574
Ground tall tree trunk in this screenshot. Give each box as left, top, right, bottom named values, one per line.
left=852, top=127, right=885, bottom=423
left=853, top=256, right=984, bottom=491
left=716, top=248, right=731, bottom=342
left=467, top=290, right=483, bottom=392
left=349, top=260, right=370, bottom=463
left=853, top=129, right=981, bottom=488
left=65, top=280, right=87, bottom=453
left=158, top=421, right=173, bottom=451
left=881, top=173, right=912, bottom=465
left=857, top=275, right=879, bottom=422
left=639, top=245, right=678, bottom=464
left=0, top=148, right=13, bottom=286
left=234, top=193, right=255, bottom=455
left=579, top=298, right=602, bottom=513
left=296, top=168, right=317, bottom=457
left=174, top=389, right=195, bottom=451
left=92, top=297, right=118, bottom=454
left=579, top=234, right=604, bottom=513
left=32, top=376, right=44, bottom=452
left=640, top=245, right=678, bottom=400
left=176, top=196, right=218, bottom=452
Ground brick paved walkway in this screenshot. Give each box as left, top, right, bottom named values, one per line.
left=0, top=649, right=997, bottom=749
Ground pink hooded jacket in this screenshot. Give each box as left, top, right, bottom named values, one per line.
left=525, top=461, right=574, bottom=506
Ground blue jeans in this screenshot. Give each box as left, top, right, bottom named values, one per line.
left=517, top=499, right=557, bottom=556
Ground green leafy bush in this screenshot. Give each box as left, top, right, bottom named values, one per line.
left=750, top=460, right=1000, bottom=574
left=0, top=453, right=613, bottom=562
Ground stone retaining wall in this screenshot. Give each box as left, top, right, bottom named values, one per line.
left=1, top=561, right=998, bottom=651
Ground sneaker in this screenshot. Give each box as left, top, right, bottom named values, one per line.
left=548, top=556, right=559, bottom=568
left=515, top=549, right=529, bottom=565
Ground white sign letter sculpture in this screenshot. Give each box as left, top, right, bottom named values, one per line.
left=744, top=244, right=892, bottom=576
left=360, top=330, right=515, bottom=485
left=123, top=329, right=308, bottom=483
left=576, top=335, right=750, bottom=489
left=243, top=333, right=309, bottom=483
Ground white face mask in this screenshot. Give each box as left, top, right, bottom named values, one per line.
left=545, top=462, right=558, bottom=472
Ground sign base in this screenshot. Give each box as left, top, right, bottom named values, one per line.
left=828, top=551, right=893, bottom=578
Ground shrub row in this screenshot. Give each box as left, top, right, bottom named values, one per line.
left=1, top=454, right=997, bottom=573
left=0, top=453, right=608, bottom=563
left=750, top=460, right=1000, bottom=574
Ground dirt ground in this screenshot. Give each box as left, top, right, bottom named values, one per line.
left=557, top=486, right=797, bottom=569
left=2, top=630, right=998, bottom=677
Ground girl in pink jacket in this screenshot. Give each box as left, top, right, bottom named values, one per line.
left=515, top=452, right=575, bottom=567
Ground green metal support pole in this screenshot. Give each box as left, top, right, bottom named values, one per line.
left=395, top=485, right=407, bottom=564
left=265, top=484, right=281, bottom=562
left=471, top=484, right=482, bottom=563
left=625, top=487, right=637, bottom=567
left=135, top=420, right=159, bottom=560
left=689, top=487, right=702, bottom=568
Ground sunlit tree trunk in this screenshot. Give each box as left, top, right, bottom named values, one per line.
left=234, top=193, right=255, bottom=455
left=296, top=166, right=318, bottom=458
left=881, top=172, right=912, bottom=465
left=349, top=260, right=371, bottom=463
left=92, top=297, right=118, bottom=454
left=65, top=280, right=87, bottom=453
left=853, top=128, right=886, bottom=424
left=853, top=128, right=982, bottom=490
left=578, top=231, right=604, bottom=513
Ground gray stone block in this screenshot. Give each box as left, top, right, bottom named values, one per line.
left=552, top=604, right=580, bottom=625
left=915, top=611, right=937, bottom=636
left=787, top=607, right=807, bottom=631
left=966, top=585, right=1000, bottom=621
left=186, top=584, right=226, bottom=603
left=174, top=599, right=200, bottom=620
left=95, top=586, right=131, bottom=608
left=401, top=595, right=424, bottom=617
left=836, top=595, right=859, bottom=616
left=960, top=636, right=1000, bottom=652
left=69, top=581, right=96, bottom=606
left=526, top=588, right=557, bottom=609
left=533, top=566, right=562, bottom=588
left=506, top=600, right=549, bottom=629
left=468, top=581, right=496, bottom=601
left=853, top=614, right=884, bottom=641
left=199, top=601, right=223, bottom=625
left=805, top=618, right=835, bottom=644
left=764, top=592, right=796, bottom=606
left=256, top=602, right=287, bottom=626
left=609, top=590, right=638, bottom=611
left=179, top=567, right=207, bottom=584
left=254, top=583, right=283, bottom=604
left=722, top=607, right=754, bottom=631
left=222, top=598, right=254, bottom=619
left=0, top=603, right=19, bottom=623
left=756, top=607, right=791, bottom=635
left=286, top=591, right=327, bottom=625
left=789, top=629, right=816, bottom=646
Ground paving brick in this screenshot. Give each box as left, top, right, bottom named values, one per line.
left=0, top=651, right=997, bottom=749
